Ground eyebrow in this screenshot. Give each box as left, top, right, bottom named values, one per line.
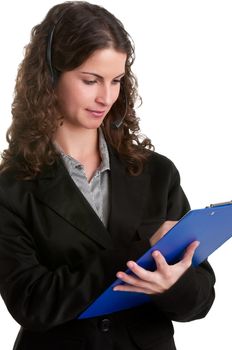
left=80, top=72, right=125, bottom=80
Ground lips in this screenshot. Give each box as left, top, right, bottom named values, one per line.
left=86, top=109, right=106, bottom=118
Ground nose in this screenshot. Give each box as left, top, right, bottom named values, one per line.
left=95, top=85, right=114, bottom=107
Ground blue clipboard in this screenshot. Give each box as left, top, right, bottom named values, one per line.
left=78, top=201, right=232, bottom=319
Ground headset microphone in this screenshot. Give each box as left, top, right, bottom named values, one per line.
left=111, top=88, right=128, bottom=129
left=111, top=116, right=125, bottom=129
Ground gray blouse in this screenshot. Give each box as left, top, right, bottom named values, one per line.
left=57, top=129, right=110, bottom=227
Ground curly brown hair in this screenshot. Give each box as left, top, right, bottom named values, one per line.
left=0, top=1, right=154, bottom=178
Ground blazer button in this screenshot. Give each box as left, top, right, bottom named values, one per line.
left=99, top=318, right=110, bottom=332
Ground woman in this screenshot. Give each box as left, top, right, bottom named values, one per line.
left=0, top=2, right=215, bottom=349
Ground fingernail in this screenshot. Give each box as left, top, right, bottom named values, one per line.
left=127, top=261, right=134, bottom=269
left=153, top=250, right=159, bottom=257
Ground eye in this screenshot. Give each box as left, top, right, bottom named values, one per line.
left=83, top=80, right=97, bottom=85
left=112, top=79, right=121, bottom=85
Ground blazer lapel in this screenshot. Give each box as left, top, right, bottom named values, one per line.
left=34, top=159, right=113, bottom=249
left=108, top=148, right=150, bottom=243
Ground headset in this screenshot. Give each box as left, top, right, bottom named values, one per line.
left=46, top=13, right=65, bottom=86
left=111, top=90, right=128, bottom=129
left=46, top=11, right=127, bottom=129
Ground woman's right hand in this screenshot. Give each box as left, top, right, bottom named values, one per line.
left=149, top=220, right=178, bottom=246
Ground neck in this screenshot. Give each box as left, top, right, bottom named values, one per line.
left=54, top=125, right=99, bottom=160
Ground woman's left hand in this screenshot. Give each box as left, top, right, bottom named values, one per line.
left=113, top=241, right=200, bottom=295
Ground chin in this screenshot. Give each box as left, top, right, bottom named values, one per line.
left=86, top=118, right=105, bottom=128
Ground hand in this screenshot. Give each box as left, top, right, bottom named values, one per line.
left=149, top=220, right=178, bottom=246
left=113, top=241, right=200, bottom=295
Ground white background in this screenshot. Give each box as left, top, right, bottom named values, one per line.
left=0, top=0, right=232, bottom=349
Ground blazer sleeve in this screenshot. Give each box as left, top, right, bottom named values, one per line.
left=151, top=161, right=216, bottom=322
left=0, top=186, right=150, bottom=332
left=166, top=164, right=191, bottom=220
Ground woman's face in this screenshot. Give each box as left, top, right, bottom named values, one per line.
left=55, top=48, right=127, bottom=130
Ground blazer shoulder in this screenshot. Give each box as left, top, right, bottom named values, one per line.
left=0, top=170, right=17, bottom=192
left=145, top=150, right=178, bottom=176
left=0, top=159, right=60, bottom=191
left=0, top=169, right=31, bottom=188
left=0, top=169, right=38, bottom=209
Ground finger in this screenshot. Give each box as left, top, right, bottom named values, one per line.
left=116, top=267, right=156, bottom=291
left=114, top=271, right=155, bottom=293
left=152, top=250, right=169, bottom=272
left=126, top=261, right=152, bottom=281
left=113, top=284, right=152, bottom=294
left=152, top=250, right=165, bottom=268
left=181, top=240, right=200, bottom=267
left=116, top=270, right=148, bottom=288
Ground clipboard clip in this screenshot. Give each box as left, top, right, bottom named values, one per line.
left=209, top=200, right=232, bottom=208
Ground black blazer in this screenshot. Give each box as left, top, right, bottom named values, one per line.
left=0, top=149, right=215, bottom=350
